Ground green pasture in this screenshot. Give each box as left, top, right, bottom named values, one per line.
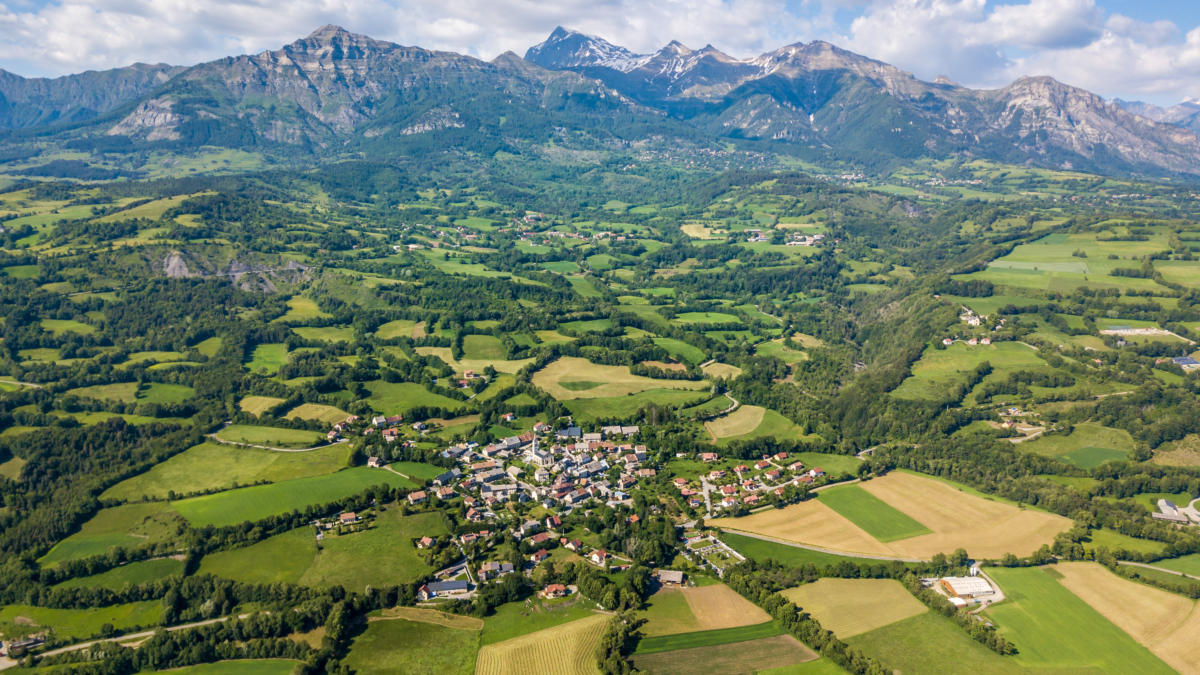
left=54, top=558, right=184, bottom=590
left=215, top=425, right=325, bottom=448
left=818, top=485, right=932, bottom=542
left=365, top=380, right=466, bottom=415
left=344, top=618, right=478, bottom=674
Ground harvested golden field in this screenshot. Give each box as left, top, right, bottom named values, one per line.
left=710, top=500, right=895, bottom=558
left=632, top=635, right=816, bottom=675
left=714, top=472, right=1070, bottom=560
left=706, top=405, right=766, bottom=439
left=1055, top=562, right=1200, bottom=674
left=701, top=362, right=742, bottom=379
left=531, top=356, right=706, bottom=400
left=681, top=584, right=770, bottom=631
left=781, top=578, right=927, bottom=638
left=858, top=472, right=1072, bottom=559
left=238, top=396, right=285, bottom=417
left=373, top=606, right=483, bottom=630
left=285, top=403, right=350, bottom=424
left=475, top=613, right=608, bottom=675
left=643, top=360, right=688, bottom=372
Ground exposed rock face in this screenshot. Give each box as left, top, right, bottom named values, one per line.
left=162, top=252, right=193, bottom=278
left=108, top=98, right=182, bottom=140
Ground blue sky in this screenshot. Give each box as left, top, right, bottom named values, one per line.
left=1, top=0, right=1199, bottom=104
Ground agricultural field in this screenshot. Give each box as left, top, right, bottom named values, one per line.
left=639, top=584, right=770, bottom=637
left=476, top=613, right=609, bottom=675
left=1020, top=422, right=1136, bottom=468
left=239, top=396, right=286, bottom=416
left=153, top=661, right=301, bottom=675
left=274, top=296, right=329, bottom=323
left=196, top=527, right=317, bottom=585
left=0, top=601, right=163, bottom=642
left=298, top=510, right=446, bottom=591
left=847, top=611, right=1025, bottom=674
left=984, top=566, right=1174, bottom=673
left=245, top=343, right=289, bottom=374
left=1152, top=434, right=1200, bottom=467
left=285, top=403, right=351, bottom=424
left=53, top=558, right=184, bottom=590
left=214, top=425, right=326, bottom=448
left=532, top=357, right=707, bottom=400
left=292, top=325, right=354, bottom=342
left=713, top=471, right=1070, bottom=559
left=705, top=405, right=813, bottom=445
left=344, top=615, right=479, bottom=675
left=39, top=503, right=184, bottom=566
left=365, top=380, right=467, bottom=414
left=816, top=485, right=931, bottom=542
left=781, top=578, right=927, bottom=638
left=102, top=442, right=350, bottom=500
left=170, top=468, right=416, bottom=527
left=633, top=634, right=816, bottom=674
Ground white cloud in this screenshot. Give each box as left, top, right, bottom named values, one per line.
left=0, top=0, right=1198, bottom=104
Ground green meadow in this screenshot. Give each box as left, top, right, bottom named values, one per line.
left=818, top=485, right=932, bottom=542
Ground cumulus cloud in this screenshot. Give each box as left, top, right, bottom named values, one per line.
left=0, top=0, right=1198, bottom=103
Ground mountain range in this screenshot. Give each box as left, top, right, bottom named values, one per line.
left=3, top=25, right=1200, bottom=176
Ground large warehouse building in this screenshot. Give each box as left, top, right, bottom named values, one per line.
left=939, top=576, right=995, bottom=600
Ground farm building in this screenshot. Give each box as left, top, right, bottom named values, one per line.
left=939, top=576, right=995, bottom=600
left=657, top=570, right=685, bottom=586
left=417, top=580, right=470, bottom=601
left=1154, top=499, right=1191, bottom=524
left=541, top=583, right=569, bottom=599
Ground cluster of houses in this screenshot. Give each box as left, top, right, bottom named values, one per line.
left=941, top=336, right=993, bottom=347
left=785, top=232, right=825, bottom=247
left=676, top=451, right=826, bottom=512
left=432, top=423, right=647, bottom=514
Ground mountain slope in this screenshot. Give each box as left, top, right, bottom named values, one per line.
left=526, top=28, right=1200, bottom=174
left=0, top=63, right=183, bottom=130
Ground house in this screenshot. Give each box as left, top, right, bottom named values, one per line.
left=407, top=491, right=427, bottom=505
left=773, top=452, right=788, bottom=461
left=327, top=430, right=341, bottom=442
left=382, top=428, right=399, bottom=442
left=755, top=460, right=771, bottom=470
left=541, top=583, right=569, bottom=599
left=417, top=536, right=435, bottom=549
left=589, top=550, right=610, bottom=566
left=386, top=415, right=404, bottom=426
left=530, top=549, right=550, bottom=564
left=433, top=468, right=462, bottom=486
left=721, top=485, right=738, bottom=496
left=709, top=470, right=726, bottom=480
left=808, top=467, right=825, bottom=478
left=620, top=426, right=640, bottom=436
left=478, top=561, right=515, bottom=581
left=637, top=468, right=657, bottom=478
left=557, top=426, right=582, bottom=440
left=436, top=487, right=457, bottom=500
left=534, top=422, right=552, bottom=433
left=545, top=515, right=562, bottom=530
left=466, top=507, right=485, bottom=522
left=528, top=532, right=551, bottom=545
left=367, top=456, right=383, bottom=468
left=418, top=579, right=470, bottom=600
left=658, top=570, right=685, bottom=586
left=372, top=415, right=388, bottom=427
left=339, top=512, right=359, bottom=524
left=700, top=452, right=719, bottom=462
left=412, top=421, right=428, bottom=431
left=563, top=539, right=583, bottom=551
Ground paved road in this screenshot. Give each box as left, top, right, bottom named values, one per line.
left=713, top=529, right=926, bottom=563
left=1118, top=560, right=1200, bottom=580
left=0, top=614, right=251, bottom=670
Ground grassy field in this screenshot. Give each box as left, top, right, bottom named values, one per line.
left=140, top=383, right=195, bottom=404
left=476, top=613, right=609, bottom=675
left=215, top=424, right=326, bottom=448
left=463, top=334, right=507, bottom=359
left=891, top=342, right=1046, bottom=402
left=1153, top=553, right=1200, bottom=576
left=39, top=503, right=183, bottom=566
left=364, top=380, right=466, bottom=415
left=713, top=471, right=1070, bottom=560
left=41, top=318, right=95, bottom=336
left=653, top=337, right=707, bottom=364
left=298, top=510, right=446, bottom=591
left=781, top=579, right=926, bottom=638
left=639, top=587, right=703, bottom=636
left=1083, top=528, right=1167, bottom=556
left=635, top=621, right=784, bottom=654
left=0, top=601, right=163, bottom=641
left=102, top=442, right=350, bottom=500
left=532, top=357, right=707, bottom=400
left=245, top=343, right=289, bottom=374
left=197, top=527, right=317, bottom=585
left=375, top=318, right=420, bottom=339
left=565, top=388, right=707, bottom=422
left=817, top=485, right=931, bottom=542
left=633, top=635, right=817, bottom=675
left=706, top=405, right=811, bottom=445
left=285, top=403, right=350, bottom=424
left=344, top=617, right=479, bottom=674
left=480, top=598, right=598, bottom=646
left=639, top=584, right=771, bottom=637
left=847, top=611, right=1024, bottom=674
left=1021, top=422, right=1135, bottom=468
left=674, top=312, right=739, bottom=324
left=193, top=337, right=223, bottom=358
left=292, top=326, right=354, bottom=343
left=171, top=468, right=417, bottom=527
left=53, top=558, right=183, bottom=590
left=756, top=339, right=808, bottom=364
left=1051, top=562, right=1200, bottom=674
left=67, top=381, right=139, bottom=403
left=275, top=296, right=329, bottom=323
left=239, top=396, right=286, bottom=416
left=984, top=566, right=1174, bottom=673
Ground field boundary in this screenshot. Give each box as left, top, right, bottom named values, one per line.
left=711, top=529, right=926, bottom=563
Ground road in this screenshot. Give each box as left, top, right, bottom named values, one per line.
left=0, top=379, right=43, bottom=389
left=712, top=529, right=926, bottom=563
left=0, top=614, right=251, bottom=671
left=1117, top=560, right=1200, bottom=580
